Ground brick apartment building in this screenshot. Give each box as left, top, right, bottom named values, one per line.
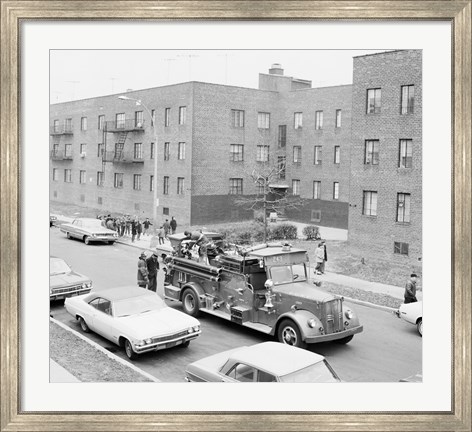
left=50, top=50, right=421, bottom=262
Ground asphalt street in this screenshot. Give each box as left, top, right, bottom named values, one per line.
left=50, top=227, right=422, bottom=382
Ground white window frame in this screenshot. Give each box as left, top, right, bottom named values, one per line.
left=177, top=177, right=185, bottom=195
left=365, top=140, right=379, bottom=165
left=179, top=106, right=187, bottom=125
left=335, top=109, right=342, bottom=128
left=292, top=179, right=300, bottom=196
left=315, top=111, right=323, bottom=130
left=230, top=144, right=244, bottom=162
left=401, top=85, right=415, bottom=114
left=133, top=174, right=142, bottom=191
left=257, top=112, right=270, bottom=129
left=114, top=173, right=124, bottom=189
left=313, top=181, right=321, bottom=199
left=256, top=145, right=269, bottom=162
left=79, top=170, right=86, bottom=184
left=231, top=110, right=245, bottom=128
left=399, top=139, right=413, bottom=168
left=334, top=146, right=340, bottom=164
left=333, top=182, right=339, bottom=200
left=229, top=178, right=243, bottom=195
left=363, top=191, right=378, bottom=216
left=178, top=142, right=186, bottom=160
left=366, top=88, right=381, bottom=114
left=294, top=112, right=303, bottom=129
left=314, top=146, right=322, bottom=165
left=396, top=193, right=411, bottom=223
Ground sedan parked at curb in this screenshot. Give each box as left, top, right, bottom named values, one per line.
left=65, top=286, right=201, bottom=360
left=185, top=342, right=341, bottom=383
left=60, top=217, right=118, bottom=245
left=50, top=256, right=92, bottom=301
left=395, top=301, right=423, bottom=336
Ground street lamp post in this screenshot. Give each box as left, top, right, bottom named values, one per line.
left=118, top=95, right=158, bottom=233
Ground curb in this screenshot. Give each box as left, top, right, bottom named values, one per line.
left=50, top=318, right=160, bottom=383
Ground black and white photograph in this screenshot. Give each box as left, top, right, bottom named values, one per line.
left=48, top=49, right=423, bottom=385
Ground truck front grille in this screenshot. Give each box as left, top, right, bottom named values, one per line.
left=322, top=299, right=344, bottom=333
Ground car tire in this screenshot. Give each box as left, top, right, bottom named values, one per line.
left=417, top=319, right=423, bottom=336
left=181, top=341, right=190, bottom=348
left=108, top=241, right=115, bottom=245
left=78, top=316, right=90, bottom=333
left=84, top=236, right=91, bottom=245
left=66, top=232, right=71, bottom=239
left=277, top=319, right=307, bottom=349
left=124, top=339, right=138, bottom=360
left=181, top=288, right=200, bottom=317
left=335, top=335, right=354, bottom=344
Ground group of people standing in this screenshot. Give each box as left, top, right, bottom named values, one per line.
left=314, top=240, right=328, bottom=275
left=156, top=217, right=178, bottom=245
left=137, top=249, right=161, bottom=292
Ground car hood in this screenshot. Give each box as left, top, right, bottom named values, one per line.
left=118, top=307, right=199, bottom=339
left=50, top=271, right=90, bottom=288
left=274, top=281, right=336, bottom=302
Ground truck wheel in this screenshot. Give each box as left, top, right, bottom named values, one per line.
left=277, top=319, right=307, bottom=349
left=335, top=335, right=354, bottom=344
left=182, top=288, right=200, bottom=317
left=417, top=319, right=423, bottom=336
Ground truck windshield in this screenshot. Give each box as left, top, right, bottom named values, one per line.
left=270, top=263, right=307, bottom=285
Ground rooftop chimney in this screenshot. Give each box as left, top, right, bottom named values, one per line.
left=269, top=63, right=284, bottom=75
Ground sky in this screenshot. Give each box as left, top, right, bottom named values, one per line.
left=50, top=49, right=390, bottom=103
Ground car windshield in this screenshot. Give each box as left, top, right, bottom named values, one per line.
left=50, top=259, right=71, bottom=275
left=113, top=294, right=167, bottom=317
left=270, top=264, right=307, bottom=285
left=279, top=360, right=340, bottom=383
left=82, top=220, right=105, bottom=229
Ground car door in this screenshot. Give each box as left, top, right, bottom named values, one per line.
left=71, top=220, right=82, bottom=238
left=88, top=297, right=114, bottom=341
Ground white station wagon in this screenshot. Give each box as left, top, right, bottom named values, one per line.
left=65, top=286, right=201, bottom=360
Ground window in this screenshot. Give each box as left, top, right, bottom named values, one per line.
left=178, top=142, right=186, bottom=160
left=230, top=144, right=244, bottom=162
left=315, top=111, right=323, bottom=130
left=394, top=242, right=409, bottom=255
left=133, top=174, right=142, bottom=190
left=256, top=145, right=269, bottom=162
left=52, top=168, right=58, bottom=181
left=65, top=118, right=72, bottom=132
left=294, top=112, right=303, bottom=129
left=164, top=142, right=170, bottom=161
left=80, top=194, right=85, bottom=203
left=149, top=175, right=154, bottom=192
left=114, top=173, right=123, bottom=189
left=151, top=109, right=155, bottom=126
left=231, top=109, right=245, bottom=128
left=64, top=144, right=72, bottom=158
left=97, top=197, right=102, bottom=205
left=367, top=88, right=381, bottom=114
left=97, top=171, right=104, bottom=187
left=163, top=176, right=169, bottom=195
left=134, top=143, right=143, bottom=159
left=314, top=146, right=322, bottom=165
left=179, top=106, right=186, bottom=125
left=150, top=142, right=155, bottom=160
left=335, top=109, right=342, bottom=128
left=364, top=140, right=379, bottom=165
left=53, top=119, right=59, bottom=133
left=257, top=182, right=265, bottom=195
left=135, top=111, right=144, bottom=127
left=164, top=108, right=170, bottom=127
left=98, top=115, right=105, bottom=130
left=313, top=181, right=321, bottom=199
left=229, top=178, right=243, bottom=195
left=293, top=146, right=302, bottom=164
left=278, top=125, right=287, bottom=148
left=401, top=85, right=415, bottom=114
left=163, top=207, right=169, bottom=216
left=97, top=143, right=104, bottom=157
left=177, top=177, right=185, bottom=195
left=334, top=146, right=340, bottom=164
left=398, top=139, right=413, bottom=168
left=257, top=112, right=270, bottom=129
left=311, top=209, right=321, bottom=223
left=362, top=191, right=378, bottom=216
left=227, top=363, right=256, bottom=382
left=81, top=117, right=87, bottom=131
left=64, top=169, right=72, bottom=183
left=292, top=179, right=300, bottom=196
left=80, top=143, right=87, bottom=155
left=116, top=113, right=125, bottom=129
left=333, top=182, right=339, bottom=200
left=52, top=144, right=59, bottom=156
left=134, top=203, right=140, bottom=211
left=79, top=170, right=86, bottom=184
left=277, top=156, right=286, bottom=180
left=396, top=193, right=411, bottom=223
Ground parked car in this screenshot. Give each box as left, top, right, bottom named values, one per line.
left=65, top=286, right=201, bottom=360
left=49, top=215, right=57, bottom=227
left=60, top=217, right=118, bottom=245
left=49, top=256, right=92, bottom=301
left=395, top=301, right=423, bottom=336
left=185, top=341, right=341, bottom=383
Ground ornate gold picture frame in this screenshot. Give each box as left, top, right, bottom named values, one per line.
left=1, top=1, right=471, bottom=430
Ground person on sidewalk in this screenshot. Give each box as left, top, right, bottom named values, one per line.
left=320, top=240, right=328, bottom=274
left=404, top=273, right=419, bottom=303
left=314, top=242, right=325, bottom=275
left=125, top=216, right=131, bottom=236
left=170, top=216, right=177, bottom=234
left=137, top=252, right=149, bottom=289
left=143, top=218, right=152, bottom=236
left=131, top=218, right=138, bottom=243
left=136, top=218, right=143, bottom=241
left=157, top=226, right=165, bottom=245
left=163, top=219, right=171, bottom=239
left=146, top=250, right=160, bottom=293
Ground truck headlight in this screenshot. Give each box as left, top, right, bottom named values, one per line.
left=308, top=318, right=317, bottom=328
left=345, top=310, right=353, bottom=319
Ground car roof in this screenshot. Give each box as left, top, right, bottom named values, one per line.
left=88, top=286, right=153, bottom=301
left=230, top=342, right=324, bottom=376
left=249, top=246, right=306, bottom=257
left=74, top=217, right=102, bottom=222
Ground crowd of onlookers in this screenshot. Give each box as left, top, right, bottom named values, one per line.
left=97, top=214, right=178, bottom=243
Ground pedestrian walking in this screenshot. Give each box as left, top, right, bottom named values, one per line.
left=143, top=218, right=153, bottom=236
left=136, top=219, right=142, bottom=241
left=146, top=249, right=160, bottom=293
left=137, top=252, right=149, bottom=288
left=131, top=218, right=138, bottom=242
left=314, top=242, right=324, bottom=275
left=157, top=226, right=165, bottom=245
left=163, top=219, right=171, bottom=239
left=125, top=216, right=131, bottom=236
left=404, top=273, right=419, bottom=303
left=170, top=216, right=177, bottom=234
left=320, top=240, right=328, bottom=274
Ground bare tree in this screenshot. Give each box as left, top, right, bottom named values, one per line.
left=233, top=162, right=306, bottom=243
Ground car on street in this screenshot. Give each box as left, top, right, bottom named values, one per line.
left=185, top=341, right=341, bottom=383
left=60, top=217, right=118, bottom=245
left=49, top=215, right=57, bottom=227
left=395, top=301, right=423, bottom=336
left=65, top=286, right=201, bottom=360
left=50, top=256, right=92, bottom=301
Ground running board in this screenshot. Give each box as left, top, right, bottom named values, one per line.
left=201, top=307, right=273, bottom=334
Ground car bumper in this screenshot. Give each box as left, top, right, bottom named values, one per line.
left=305, top=325, right=363, bottom=343
left=134, top=331, right=201, bottom=354
left=50, top=287, right=91, bottom=301
left=89, top=235, right=117, bottom=242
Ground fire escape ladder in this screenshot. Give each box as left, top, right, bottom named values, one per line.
left=114, top=131, right=129, bottom=160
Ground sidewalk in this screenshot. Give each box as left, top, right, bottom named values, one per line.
left=50, top=359, right=80, bottom=383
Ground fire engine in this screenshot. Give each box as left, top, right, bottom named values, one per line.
left=163, top=232, right=363, bottom=348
